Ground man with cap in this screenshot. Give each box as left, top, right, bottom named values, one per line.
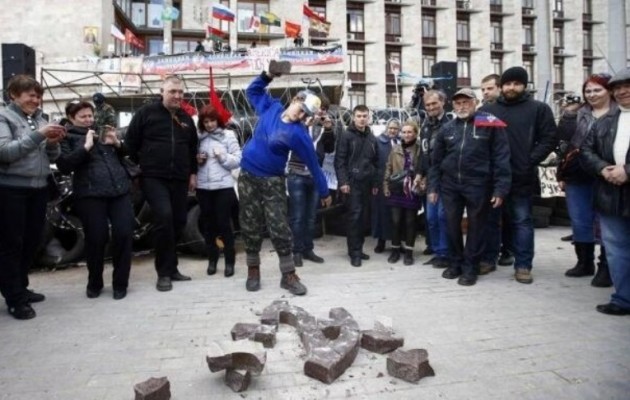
left=92, top=93, right=116, bottom=130
left=481, top=66, right=557, bottom=284
left=580, top=67, right=630, bottom=316
left=428, top=88, right=511, bottom=286
left=239, top=61, right=332, bottom=296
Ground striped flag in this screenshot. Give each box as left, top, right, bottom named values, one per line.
left=124, top=28, right=145, bottom=49
left=303, top=4, right=325, bottom=23
left=207, top=26, right=227, bottom=41
left=260, top=12, right=281, bottom=27
left=308, top=19, right=331, bottom=34
left=474, top=112, right=507, bottom=128
left=389, top=58, right=400, bottom=75
left=249, top=15, right=261, bottom=31
left=212, top=4, right=235, bottom=22
left=110, top=24, right=125, bottom=41
left=284, top=21, right=301, bottom=38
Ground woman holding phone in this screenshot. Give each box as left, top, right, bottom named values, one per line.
left=56, top=100, right=134, bottom=300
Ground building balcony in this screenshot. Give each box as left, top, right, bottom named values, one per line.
left=457, top=40, right=471, bottom=49
left=490, top=4, right=502, bottom=13
left=522, top=7, right=536, bottom=18
left=421, top=0, right=436, bottom=6
left=386, top=73, right=398, bottom=83
left=583, top=49, right=594, bottom=58
left=554, top=82, right=565, bottom=91
left=423, top=36, right=437, bottom=46
left=346, top=32, right=365, bottom=41
left=553, top=46, right=568, bottom=56
left=456, top=0, right=472, bottom=11
left=490, top=42, right=503, bottom=51
left=522, top=44, right=536, bottom=53
left=385, top=34, right=404, bottom=44
left=347, top=72, right=366, bottom=83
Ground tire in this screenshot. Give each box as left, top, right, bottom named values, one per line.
left=533, top=215, right=550, bottom=229
left=38, top=215, right=86, bottom=267
left=180, top=205, right=207, bottom=256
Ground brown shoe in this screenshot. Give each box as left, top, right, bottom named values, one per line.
left=478, top=261, right=496, bottom=275
left=280, top=272, right=307, bottom=295
left=514, top=268, right=533, bottom=284
left=246, top=266, right=260, bottom=291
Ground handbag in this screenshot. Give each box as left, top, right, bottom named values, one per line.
left=120, top=156, right=141, bottom=180
left=387, top=170, right=409, bottom=194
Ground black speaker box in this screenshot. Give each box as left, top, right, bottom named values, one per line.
left=431, top=61, right=457, bottom=110
left=2, top=43, right=36, bottom=101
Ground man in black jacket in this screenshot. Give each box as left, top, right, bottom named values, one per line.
left=334, top=105, right=379, bottom=267
left=125, top=76, right=199, bottom=292
left=428, top=89, right=511, bottom=286
left=481, top=66, right=557, bottom=284
left=580, top=67, right=630, bottom=316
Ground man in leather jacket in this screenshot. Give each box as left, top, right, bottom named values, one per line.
left=580, top=67, right=630, bottom=316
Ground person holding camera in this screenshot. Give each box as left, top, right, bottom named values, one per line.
left=428, top=89, right=511, bottom=286
left=556, top=74, right=615, bottom=287
left=383, top=121, right=422, bottom=265
left=195, top=105, right=241, bottom=278
left=0, top=75, right=65, bottom=320
left=56, top=100, right=134, bottom=300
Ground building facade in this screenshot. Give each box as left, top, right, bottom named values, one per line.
left=0, top=0, right=628, bottom=111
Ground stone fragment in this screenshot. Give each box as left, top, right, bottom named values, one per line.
left=373, top=316, right=394, bottom=333
left=361, top=329, right=404, bottom=354
left=134, top=376, right=171, bottom=400
left=260, top=302, right=361, bottom=384
left=231, top=322, right=277, bottom=348
left=386, top=348, right=435, bottom=383
left=206, top=341, right=266, bottom=375
left=225, top=369, right=252, bottom=392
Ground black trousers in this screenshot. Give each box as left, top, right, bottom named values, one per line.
left=196, top=188, right=237, bottom=262
left=141, top=177, right=189, bottom=277
left=441, top=181, right=491, bottom=274
left=0, top=186, right=48, bottom=307
left=344, top=181, right=371, bottom=257
left=74, top=194, right=134, bottom=291
left=391, top=207, right=418, bottom=248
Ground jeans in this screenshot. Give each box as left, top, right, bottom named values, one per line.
left=0, top=186, right=48, bottom=307
left=288, top=174, right=319, bottom=254
left=141, top=178, right=189, bottom=278
left=74, top=194, right=134, bottom=291
left=426, top=197, right=448, bottom=257
left=565, top=182, right=595, bottom=243
left=371, top=191, right=392, bottom=241
left=506, top=193, right=534, bottom=269
left=599, top=215, right=630, bottom=310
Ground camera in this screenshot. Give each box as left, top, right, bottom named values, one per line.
left=563, top=93, right=582, bottom=105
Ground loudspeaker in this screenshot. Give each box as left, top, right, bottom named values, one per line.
left=431, top=61, right=457, bottom=110
left=2, top=43, right=36, bottom=101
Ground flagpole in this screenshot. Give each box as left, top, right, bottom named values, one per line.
left=395, top=73, right=401, bottom=108
left=163, top=0, right=173, bottom=54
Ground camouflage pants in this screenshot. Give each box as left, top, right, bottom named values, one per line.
left=238, top=171, right=294, bottom=273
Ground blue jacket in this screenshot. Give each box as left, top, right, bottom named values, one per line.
left=428, top=112, right=512, bottom=199
left=241, top=73, right=329, bottom=198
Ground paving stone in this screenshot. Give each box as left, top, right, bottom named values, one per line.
left=361, top=329, right=404, bottom=354
left=387, top=348, right=435, bottom=383
left=133, top=376, right=170, bottom=400
left=206, top=350, right=266, bottom=375
left=225, top=369, right=252, bottom=392
left=231, top=322, right=277, bottom=348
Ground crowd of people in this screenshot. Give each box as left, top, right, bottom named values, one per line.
left=0, top=62, right=629, bottom=320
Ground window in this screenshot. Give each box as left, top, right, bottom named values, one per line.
left=387, top=51, right=401, bottom=75
left=386, top=13, right=401, bottom=36
left=386, top=91, right=400, bottom=108
left=554, top=63, right=564, bottom=84
left=457, top=55, right=470, bottom=78
left=583, top=64, right=593, bottom=80
left=523, top=24, right=534, bottom=45
left=348, top=89, right=366, bottom=109
left=238, top=1, right=269, bottom=33
left=422, top=53, right=435, bottom=76
left=554, top=0, right=563, bottom=12
left=347, top=10, right=364, bottom=33
left=132, top=0, right=182, bottom=29
left=522, top=0, right=535, bottom=7
left=308, top=5, right=326, bottom=37
left=583, top=0, right=592, bottom=14
left=491, top=21, right=502, bottom=44
left=492, top=57, right=502, bottom=75
left=523, top=58, right=534, bottom=84
left=422, top=15, right=436, bottom=38
left=456, top=20, right=470, bottom=42
left=554, top=26, right=563, bottom=48
left=173, top=39, right=199, bottom=54
left=490, top=0, right=502, bottom=4
left=583, top=30, right=592, bottom=50
left=348, top=49, right=365, bottom=73
left=148, top=37, right=164, bottom=55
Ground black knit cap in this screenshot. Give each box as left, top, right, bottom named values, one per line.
left=500, top=66, right=529, bottom=86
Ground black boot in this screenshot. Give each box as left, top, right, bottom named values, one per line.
left=565, top=242, right=595, bottom=277
left=224, top=247, right=235, bottom=277
left=591, top=246, right=612, bottom=287
left=207, top=245, right=219, bottom=275
left=403, top=249, right=414, bottom=265
left=374, top=239, right=386, bottom=254
left=388, top=248, right=401, bottom=263
left=458, top=264, right=477, bottom=286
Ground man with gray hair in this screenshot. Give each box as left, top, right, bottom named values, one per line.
left=125, top=76, right=199, bottom=292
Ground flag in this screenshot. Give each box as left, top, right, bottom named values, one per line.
left=284, top=21, right=301, bottom=38
left=260, top=12, right=281, bottom=27
left=389, top=58, right=400, bottom=75
left=474, top=112, right=507, bottom=128
left=248, top=15, right=261, bottom=31
left=303, top=4, right=325, bottom=23
left=110, top=24, right=125, bottom=41
left=209, top=67, right=232, bottom=126
left=212, top=3, right=235, bottom=22
left=207, top=26, right=227, bottom=41
left=124, top=28, right=145, bottom=49
left=308, top=19, right=331, bottom=34
left=161, top=6, right=180, bottom=21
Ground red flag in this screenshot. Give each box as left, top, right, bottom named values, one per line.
left=474, top=113, right=507, bottom=128
left=208, top=67, right=232, bottom=126
left=124, top=28, right=145, bottom=49
left=207, top=26, right=227, bottom=40
left=303, top=4, right=325, bottom=23
left=284, top=21, right=301, bottom=38
left=180, top=100, right=197, bottom=117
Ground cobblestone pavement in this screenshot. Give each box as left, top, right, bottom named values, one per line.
left=0, top=227, right=628, bottom=400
